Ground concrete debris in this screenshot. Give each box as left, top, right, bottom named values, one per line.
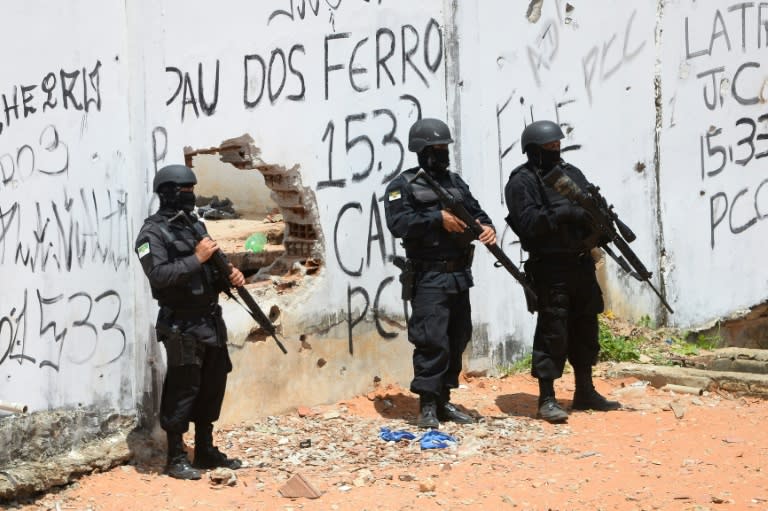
left=608, top=362, right=768, bottom=398
left=669, top=401, right=687, bottom=419
left=419, top=477, right=436, bottom=492
left=209, top=467, right=237, bottom=486
left=278, top=473, right=322, bottom=499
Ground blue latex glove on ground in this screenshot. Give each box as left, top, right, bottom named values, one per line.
left=419, top=430, right=457, bottom=449
left=379, top=427, right=416, bottom=442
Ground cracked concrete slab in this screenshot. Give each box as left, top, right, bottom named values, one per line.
left=608, top=362, right=768, bottom=397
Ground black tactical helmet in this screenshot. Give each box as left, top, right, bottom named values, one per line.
left=408, top=118, right=454, bottom=153
left=152, top=164, right=197, bottom=192
left=520, top=120, right=564, bottom=153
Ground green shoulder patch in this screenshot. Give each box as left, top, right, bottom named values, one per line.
left=388, top=189, right=402, bottom=201
left=137, top=242, right=150, bottom=259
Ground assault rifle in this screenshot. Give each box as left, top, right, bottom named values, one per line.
left=409, top=169, right=538, bottom=307
left=538, top=164, right=674, bottom=314
left=171, top=211, right=288, bottom=354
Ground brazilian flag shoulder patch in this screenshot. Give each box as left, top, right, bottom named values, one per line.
left=388, top=189, right=402, bottom=201
left=137, top=241, right=150, bottom=259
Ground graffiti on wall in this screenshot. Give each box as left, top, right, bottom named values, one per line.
left=163, top=17, right=442, bottom=121
left=0, top=288, right=126, bottom=372
left=495, top=8, right=647, bottom=206
left=0, top=61, right=103, bottom=138
left=157, top=4, right=442, bottom=355
left=319, top=18, right=442, bottom=354
left=0, top=58, right=130, bottom=377
left=688, top=4, right=768, bottom=247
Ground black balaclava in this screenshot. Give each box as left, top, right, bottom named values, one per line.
left=527, top=145, right=561, bottom=173
left=158, top=184, right=196, bottom=213
left=418, top=145, right=450, bottom=173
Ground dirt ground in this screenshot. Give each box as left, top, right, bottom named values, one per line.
left=8, top=367, right=768, bottom=511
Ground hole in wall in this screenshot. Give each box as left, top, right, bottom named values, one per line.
left=183, top=134, right=324, bottom=286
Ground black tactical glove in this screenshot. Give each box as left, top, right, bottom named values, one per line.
left=554, top=204, right=591, bottom=225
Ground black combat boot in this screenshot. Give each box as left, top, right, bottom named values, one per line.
left=166, top=432, right=202, bottom=480
left=416, top=396, right=439, bottom=429
left=193, top=423, right=242, bottom=470
left=537, top=379, right=568, bottom=423
left=437, top=389, right=476, bottom=424
left=537, top=397, right=569, bottom=423
left=572, top=366, right=621, bottom=411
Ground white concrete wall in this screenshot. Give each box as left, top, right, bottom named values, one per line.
left=136, top=0, right=446, bottom=386
left=659, top=0, right=768, bottom=326
left=134, top=0, right=448, bottom=420
left=453, top=1, right=659, bottom=356
left=1, top=0, right=766, bottom=418
left=0, top=2, right=140, bottom=413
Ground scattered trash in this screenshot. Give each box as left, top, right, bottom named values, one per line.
left=197, top=195, right=239, bottom=220
left=245, top=232, right=267, bottom=253
left=379, top=427, right=416, bottom=442
left=419, top=430, right=457, bottom=450
left=299, top=439, right=312, bottom=448
left=0, top=401, right=28, bottom=414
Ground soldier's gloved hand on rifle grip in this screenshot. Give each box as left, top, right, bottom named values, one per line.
left=554, top=204, right=592, bottom=226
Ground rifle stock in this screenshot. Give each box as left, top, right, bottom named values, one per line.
left=409, top=169, right=538, bottom=307
left=170, top=211, right=288, bottom=354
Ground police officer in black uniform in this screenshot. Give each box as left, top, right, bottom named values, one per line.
left=135, top=164, right=244, bottom=479
left=384, top=118, right=496, bottom=428
left=504, top=120, right=621, bottom=423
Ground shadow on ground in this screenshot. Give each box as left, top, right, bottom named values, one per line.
left=372, top=392, right=483, bottom=425
left=495, top=392, right=540, bottom=419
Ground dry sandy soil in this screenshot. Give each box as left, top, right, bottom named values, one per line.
left=7, top=368, right=768, bottom=511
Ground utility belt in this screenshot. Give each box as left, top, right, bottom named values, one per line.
left=159, top=303, right=221, bottom=321
left=391, top=247, right=474, bottom=302
left=528, top=251, right=591, bottom=265
left=156, top=303, right=223, bottom=366
left=408, top=249, right=474, bottom=273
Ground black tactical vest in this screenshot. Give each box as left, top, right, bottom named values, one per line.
left=402, top=168, right=475, bottom=259
left=141, top=214, right=222, bottom=309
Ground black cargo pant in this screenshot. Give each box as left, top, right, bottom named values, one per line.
left=526, top=256, right=604, bottom=380
left=158, top=311, right=233, bottom=434
left=407, top=286, right=472, bottom=400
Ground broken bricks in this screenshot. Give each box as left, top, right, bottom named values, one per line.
left=278, top=473, right=322, bottom=499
